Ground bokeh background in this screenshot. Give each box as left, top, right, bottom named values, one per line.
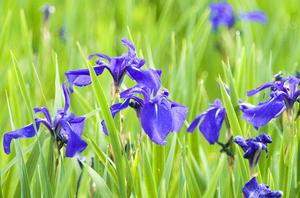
left=0, top=0, right=300, bottom=197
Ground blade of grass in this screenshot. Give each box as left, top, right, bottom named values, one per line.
left=202, top=154, right=226, bottom=198
left=86, top=138, right=118, bottom=185
left=84, top=162, right=113, bottom=197
left=77, top=43, right=126, bottom=197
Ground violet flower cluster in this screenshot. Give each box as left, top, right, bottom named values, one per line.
left=65, top=38, right=146, bottom=93
left=240, top=76, right=300, bottom=129
left=3, top=84, right=87, bottom=157
left=66, top=38, right=188, bottom=145
left=210, top=2, right=267, bottom=31
left=234, top=134, right=272, bottom=168
left=243, top=177, right=283, bottom=198
left=233, top=133, right=282, bottom=197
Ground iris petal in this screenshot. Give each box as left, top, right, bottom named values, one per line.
left=170, top=103, right=188, bottom=132
left=187, top=114, right=204, bottom=132
left=58, top=119, right=87, bottom=157
left=234, top=133, right=272, bottom=168
left=62, top=83, right=70, bottom=113
left=239, top=11, right=267, bottom=23
left=126, top=67, right=161, bottom=95
left=65, top=66, right=107, bottom=92
left=209, top=2, right=235, bottom=31
left=199, top=107, right=226, bottom=144
left=3, top=120, right=41, bottom=154
left=240, top=94, right=286, bottom=129
left=140, top=102, right=173, bottom=145
left=243, top=177, right=282, bottom=198
left=101, top=99, right=130, bottom=135
left=34, top=107, right=52, bottom=124
left=247, top=82, right=277, bottom=96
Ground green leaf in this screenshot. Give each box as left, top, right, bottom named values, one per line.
left=84, top=162, right=113, bottom=197
left=77, top=43, right=126, bottom=197
left=202, top=154, right=226, bottom=198
left=86, top=138, right=118, bottom=186
left=158, top=135, right=176, bottom=192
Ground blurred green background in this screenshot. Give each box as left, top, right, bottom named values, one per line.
left=0, top=0, right=300, bottom=197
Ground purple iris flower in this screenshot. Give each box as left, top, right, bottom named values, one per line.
left=210, top=2, right=267, bottom=31
left=3, top=84, right=87, bottom=157
left=243, top=177, right=283, bottom=198
left=240, top=76, right=300, bottom=129
left=187, top=99, right=226, bottom=144
left=65, top=39, right=146, bottom=92
left=102, top=75, right=188, bottom=145
left=234, top=133, right=272, bottom=168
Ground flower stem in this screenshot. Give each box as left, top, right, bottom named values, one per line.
left=280, top=109, right=297, bottom=197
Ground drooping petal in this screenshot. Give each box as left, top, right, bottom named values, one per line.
left=170, top=102, right=188, bottom=132
left=240, top=94, right=286, bottom=129
left=140, top=102, right=173, bottom=145
left=187, top=114, right=205, bottom=132
left=243, top=177, right=283, bottom=198
left=65, top=66, right=107, bottom=92
left=239, top=11, right=267, bottom=23
left=3, top=120, right=41, bottom=154
left=65, top=131, right=87, bottom=157
left=68, top=115, right=85, bottom=137
left=199, top=107, right=226, bottom=144
left=247, top=82, right=277, bottom=96
left=110, top=99, right=130, bottom=117
left=126, top=67, right=161, bottom=95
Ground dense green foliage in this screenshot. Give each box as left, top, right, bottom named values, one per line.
left=0, top=0, right=300, bottom=197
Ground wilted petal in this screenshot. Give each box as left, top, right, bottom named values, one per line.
left=240, top=94, right=286, bottom=129
left=243, top=177, right=283, bottom=198
left=140, top=102, right=173, bottom=145
left=239, top=11, right=267, bottom=23
left=3, top=120, right=41, bottom=154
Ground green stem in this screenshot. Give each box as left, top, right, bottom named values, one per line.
left=153, top=144, right=165, bottom=189
left=280, top=109, right=297, bottom=197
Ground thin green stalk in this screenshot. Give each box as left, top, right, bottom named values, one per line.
left=78, top=44, right=127, bottom=197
